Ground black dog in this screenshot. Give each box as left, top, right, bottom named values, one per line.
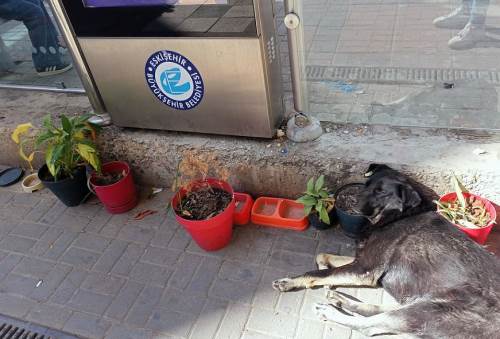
left=272, top=165, right=500, bottom=338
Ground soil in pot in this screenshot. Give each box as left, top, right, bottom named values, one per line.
left=335, top=184, right=364, bottom=214
left=176, top=186, right=232, bottom=220
left=93, top=170, right=125, bottom=186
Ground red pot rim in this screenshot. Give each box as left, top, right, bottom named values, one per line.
left=438, top=192, right=497, bottom=229
left=172, top=178, right=234, bottom=223
left=90, top=161, right=130, bottom=188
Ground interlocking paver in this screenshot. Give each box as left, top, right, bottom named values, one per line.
left=190, top=298, right=228, bottom=339
left=146, top=308, right=197, bottom=337
left=60, top=247, right=101, bottom=270
left=215, top=302, right=251, bottom=339
left=27, top=302, right=73, bottom=329
left=68, top=289, right=113, bottom=315
left=92, top=239, right=128, bottom=273
left=105, top=280, right=144, bottom=321
left=9, top=221, right=48, bottom=239
left=72, top=232, right=111, bottom=253
left=247, top=307, right=299, bottom=338
left=0, top=293, right=36, bottom=318
left=80, top=272, right=125, bottom=296
left=42, top=230, right=79, bottom=260
left=0, top=185, right=398, bottom=339
left=160, top=288, right=208, bottom=315
left=129, top=261, right=172, bottom=286
left=169, top=253, right=203, bottom=289
left=63, top=312, right=111, bottom=339
left=105, top=324, right=153, bottom=339
left=111, top=242, right=145, bottom=276
left=0, top=235, right=36, bottom=254
left=125, top=285, right=162, bottom=327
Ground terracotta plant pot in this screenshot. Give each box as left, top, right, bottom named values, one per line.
left=172, top=178, right=235, bottom=251
left=90, top=161, right=138, bottom=214
left=439, top=192, right=496, bottom=245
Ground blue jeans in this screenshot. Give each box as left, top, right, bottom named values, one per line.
left=465, top=0, right=490, bottom=25
left=0, top=0, right=64, bottom=70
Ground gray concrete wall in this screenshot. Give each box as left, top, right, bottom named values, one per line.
left=1, top=89, right=499, bottom=204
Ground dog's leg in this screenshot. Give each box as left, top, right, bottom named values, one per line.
left=316, top=253, right=355, bottom=269
left=272, top=263, right=382, bottom=292
left=326, top=290, right=401, bottom=317
left=313, top=303, right=409, bottom=337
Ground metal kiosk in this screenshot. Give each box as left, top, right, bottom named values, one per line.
left=49, top=0, right=283, bottom=138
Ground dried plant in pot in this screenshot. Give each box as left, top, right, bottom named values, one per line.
left=169, top=151, right=235, bottom=251
left=12, top=114, right=100, bottom=207
left=436, top=175, right=496, bottom=245
left=296, top=175, right=335, bottom=230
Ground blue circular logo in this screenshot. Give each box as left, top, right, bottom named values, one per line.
left=145, top=50, right=204, bottom=110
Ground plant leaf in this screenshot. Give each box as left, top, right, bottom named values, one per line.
left=319, top=207, right=330, bottom=224
left=296, top=195, right=317, bottom=206
left=11, top=123, right=33, bottom=144
left=319, top=190, right=329, bottom=199
left=304, top=205, right=313, bottom=216
left=315, top=200, right=323, bottom=213
left=35, top=131, right=56, bottom=147
left=76, top=143, right=101, bottom=172
left=45, top=144, right=56, bottom=177
left=315, top=175, right=325, bottom=192
left=451, top=174, right=467, bottom=208
left=61, top=115, right=72, bottom=134
left=306, top=177, right=315, bottom=194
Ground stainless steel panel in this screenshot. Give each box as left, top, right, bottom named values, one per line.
left=79, top=38, right=276, bottom=137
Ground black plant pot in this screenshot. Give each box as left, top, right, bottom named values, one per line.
left=334, top=183, right=370, bottom=239
left=308, top=210, right=336, bottom=230
left=38, top=165, right=90, bottom=207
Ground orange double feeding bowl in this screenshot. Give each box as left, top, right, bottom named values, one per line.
left=251, top=197, right=309, bottom=231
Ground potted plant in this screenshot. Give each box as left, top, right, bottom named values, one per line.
left=296, top=175, right=335, bottom=230
left=89, top=161, right=138, bottom=214
left=334, top=183, right=370, bottom=238
left=170, top=151, right=235, bottom=251
left=11, top=114, right=101, bottom=207
left=435, top=175, right=496, bottom=244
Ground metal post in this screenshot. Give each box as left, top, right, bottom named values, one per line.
left=47, top=0, right=107, bottom=115
left=284, top=0, right=309, bottom=114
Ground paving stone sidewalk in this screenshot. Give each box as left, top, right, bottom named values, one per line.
left=0, top=183, right=398, bottom=339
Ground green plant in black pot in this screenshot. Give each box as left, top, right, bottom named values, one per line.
left=12, top=114, right=101, bottom=207
left=296, top=175, right=335, bottom=230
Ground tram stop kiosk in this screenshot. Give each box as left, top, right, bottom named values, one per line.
left=49, top=0, right=284, bottom=138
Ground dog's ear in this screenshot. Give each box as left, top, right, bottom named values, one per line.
left=399, top=184, right=422, bottom=209
left=364, top=163, right=391, bottom=177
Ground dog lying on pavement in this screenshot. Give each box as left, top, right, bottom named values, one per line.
left=272, top=164, right=500, bottom=338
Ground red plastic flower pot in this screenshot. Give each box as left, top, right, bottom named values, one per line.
left=172, top=178, right=235, bottom=251
left=90, top=161, right=138, bottom=214
left=439, top=192, right=497, bottom=245
left=233, top=192, right=253, bottom=225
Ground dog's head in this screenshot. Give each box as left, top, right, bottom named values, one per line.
left=359, top=164, right=432, bottom=225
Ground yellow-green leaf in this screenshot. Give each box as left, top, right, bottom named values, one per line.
left=11, top=123, right=33, bottom=144
left=76, top=143, right=101, bottom=171
left=45, top=145, right=56, bottom=176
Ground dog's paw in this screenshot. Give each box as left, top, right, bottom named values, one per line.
left=326, top=290, right=343, bottom=308
left=313, top=303, right=335, bottom=322
left=272, top=278, right=295, bottom=292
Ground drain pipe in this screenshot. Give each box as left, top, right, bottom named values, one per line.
left=283, top=0, right=322, bottom=142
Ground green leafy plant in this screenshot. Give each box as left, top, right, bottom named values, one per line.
left=11, top=114, right=101, bottom=181
left=296, top=175, right=335, bottom=224
left=435, top=174, right=494, bottom=229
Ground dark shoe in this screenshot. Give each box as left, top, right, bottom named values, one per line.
left=36, top=62, right=73, bottom=77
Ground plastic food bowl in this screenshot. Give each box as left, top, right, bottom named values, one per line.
left=234, top=192, right=254, bottom=225
left=439, top=192, right=497, bottom=245
left=251, top=197, right=308, bottom=231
